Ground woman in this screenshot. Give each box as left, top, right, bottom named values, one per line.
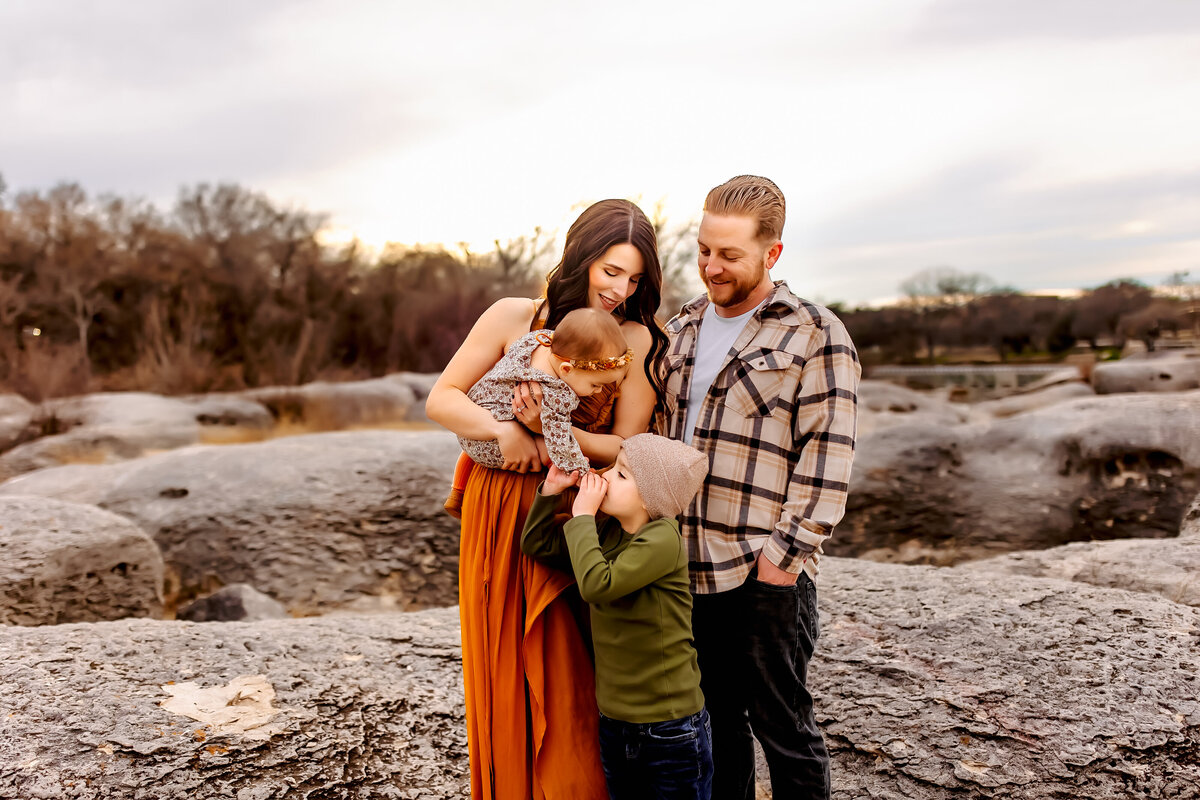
left=425, top=198, right=668, bottom=800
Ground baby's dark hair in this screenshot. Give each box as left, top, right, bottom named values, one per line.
left=551, top=308, right=632, bottom=372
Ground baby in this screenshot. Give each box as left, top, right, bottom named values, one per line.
left=521, top=433, right=712, bottom=800
left=458, top=307, right=633, bottom=474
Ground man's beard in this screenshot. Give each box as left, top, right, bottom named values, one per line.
left=704, top=261, right=767, bottom=308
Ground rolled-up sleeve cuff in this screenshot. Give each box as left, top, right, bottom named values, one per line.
left=761, top=532, right=809, bottom=574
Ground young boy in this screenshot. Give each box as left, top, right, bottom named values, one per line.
left=458, top=307, right=633, bottom=474
left=520, top=433, right=712, bottom=800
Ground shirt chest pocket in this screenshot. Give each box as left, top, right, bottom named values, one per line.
left=725, top=347, right=799, bottom=418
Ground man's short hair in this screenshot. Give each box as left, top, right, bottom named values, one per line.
left=703, top=175, right=786, bottom=243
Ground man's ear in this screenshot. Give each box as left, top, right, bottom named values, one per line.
left=765, top=241, right=783, bottom=270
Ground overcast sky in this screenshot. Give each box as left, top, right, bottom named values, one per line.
left=3, top=0, right=1199, bottom=305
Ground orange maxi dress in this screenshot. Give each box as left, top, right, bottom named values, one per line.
left=454, top=385, right=617, bottom=800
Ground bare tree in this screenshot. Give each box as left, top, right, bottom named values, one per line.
left=1164, top=271, right=1200, bottom=340
left=899, top=267, right=994, bottom=362
left=492, top=227, right=553, bottom=296
left=649, top=199, right=700, bottom=318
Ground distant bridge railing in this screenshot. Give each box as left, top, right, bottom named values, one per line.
left=868, top=364, right=1080, bottom=397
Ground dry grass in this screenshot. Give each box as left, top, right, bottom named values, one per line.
left=53, top=448, right=112, bottom=466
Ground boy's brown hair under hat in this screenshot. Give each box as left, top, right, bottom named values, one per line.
left=620, top=433, right=708, bottom=520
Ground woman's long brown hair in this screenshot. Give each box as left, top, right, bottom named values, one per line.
left=533, top=199, right=668, bottom=411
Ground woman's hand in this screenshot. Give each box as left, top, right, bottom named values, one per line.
left=572, top=473, right=608, bottom=517
left=496, top=421, right=543, bottom=473
left=543, top=464, right=581, bottom=495
left=512, top=382, right=544, bottom=434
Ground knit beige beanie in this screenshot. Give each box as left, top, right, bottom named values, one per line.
left=620, top=433, right=708, bottom=520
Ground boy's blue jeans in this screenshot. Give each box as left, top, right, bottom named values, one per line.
left=597, top=707, right=713, bottom=800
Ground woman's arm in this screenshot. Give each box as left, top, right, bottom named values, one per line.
left=573, top=321, right=656, bottom=464
left=425, top=297, right=544, bottom=471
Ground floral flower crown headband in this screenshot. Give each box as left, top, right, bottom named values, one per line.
left=534, top=330, right=634, bottom=372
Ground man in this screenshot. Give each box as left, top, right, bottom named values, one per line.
left=657, top=175, right=860, bottom=800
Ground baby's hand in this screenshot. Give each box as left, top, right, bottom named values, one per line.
left=572, top=473, right=607, bottom=517
left=543, top=464, right=581, bottom=495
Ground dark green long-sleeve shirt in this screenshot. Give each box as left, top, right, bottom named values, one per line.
left=520, top=486, right=704, bottom=724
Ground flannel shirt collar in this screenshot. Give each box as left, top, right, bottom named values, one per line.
left=671, top=280, right=812, bottom=336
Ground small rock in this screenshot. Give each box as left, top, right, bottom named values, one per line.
left=0, top=495, right=163, bottom=625
left=1093, top=354, right=1200, bottom=394
left=177, top=584, right=289, bottom=622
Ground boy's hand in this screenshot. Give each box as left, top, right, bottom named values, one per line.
left=572, top=472, right=607, bottom=517
left=543, top=464, right=581, bottom=495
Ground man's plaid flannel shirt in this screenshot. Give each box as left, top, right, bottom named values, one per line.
left=656, top=281, right=860, bottom=593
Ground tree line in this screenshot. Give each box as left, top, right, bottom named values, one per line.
left=839, top=267, right=1198, bottom=367
left=1, top=177, right=1196, bottom=400
left=0, top=178, right=698, bottom=400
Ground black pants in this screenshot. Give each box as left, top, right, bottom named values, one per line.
left=691, top=572, right=829, bottom=800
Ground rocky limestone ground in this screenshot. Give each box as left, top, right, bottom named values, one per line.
left=960, top=494, right=1200, bottom=607
left=966, top=381, right=1095, bottom=420
left=1092, top=352, right=1200, bottom=394
left=812, top=558, right=1200, bottom=800
left=0, top=431, right=460, bottom=614
left=0, top=607, right=467, bottom=800
left=0, top=392, right=274, bottom=481
left=0, top=373, right=439, bottom=481
left=963, top=534, right=1200, bottom=606
left=835, top=390, right=1200, bottom=564
left=243, top=372, right=437, bottom=430
left=2, top=560, right=1197, bottom=800
left=856, top=380, right=970, bottom=436
left=1184, top=494, right=1200, bottom=538
left=0, top=495, right=164, bottom=626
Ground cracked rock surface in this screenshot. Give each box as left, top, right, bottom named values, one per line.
left=813, top=557, right=1200, bottom=800
left=0, top=431, right=461, bottom=613
left=963, top=534, right=1200, bottom=606
left=0, top=608, right=467, bottom=800
left=0, top=495, right=163, bottom=626
left=4, top=561, right=1197, bottom=799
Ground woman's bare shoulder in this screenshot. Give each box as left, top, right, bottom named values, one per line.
left=618, top=319, right=653, bottom=351
left=482, top=296, right=540, bottom=331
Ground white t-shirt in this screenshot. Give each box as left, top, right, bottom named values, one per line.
left=683, top=301, right=762, bottom=444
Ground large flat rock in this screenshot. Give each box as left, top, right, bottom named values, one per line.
left=1092, top=353, right=1200, bottom=394
left=241, top=372, right=437, bottom=429
left=836, top=391, right=1200, bottom=563
left=962, top=535, right=1200, bottom=606
left=0, top=374, right=440, bottom=480
left=0, top=392, right=274, bottom=480
left=0, top=607, right=467, bottom=799
left=813, top=557, right=1200, bottom=799
left=857, top=380, right=969, bottom=436
left=0, top=431, right=462, bottom=614
left=967, top=380, right=1095, bottom=420
left=0, top=495, right=164, bottom=626
left=2, top=561, right=1197, bottom=799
